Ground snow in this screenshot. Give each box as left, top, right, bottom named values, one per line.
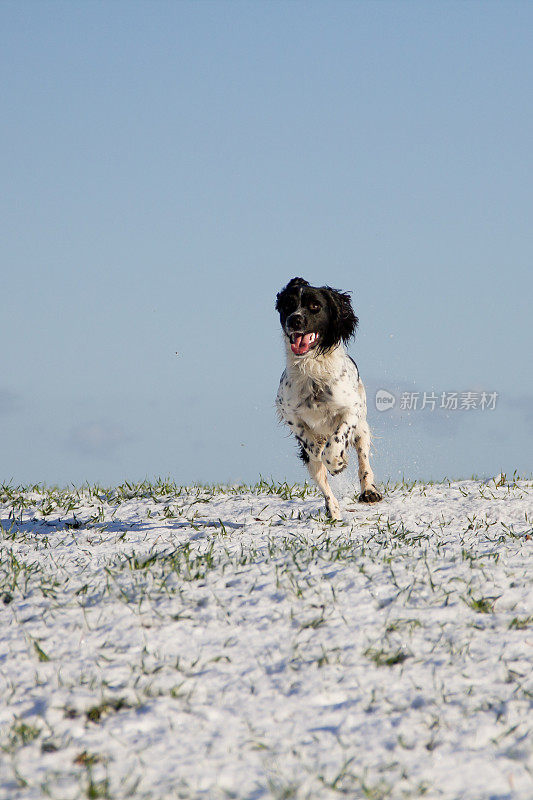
left=0, top=476, right=532, bottom=799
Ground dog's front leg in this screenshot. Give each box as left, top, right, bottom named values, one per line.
left=294, top=428, right=324, bottom=461
left=280, top=412, right=325, bottom=462
left=306, top=458, right=342, bottom=521
left=276, top=389, right=325, bottom=461
left=354, top=420, right=383, bottom=503
left=322, top=421, right=353, bottom=475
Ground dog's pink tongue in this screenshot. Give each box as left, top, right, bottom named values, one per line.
left=291, top=333, right=313, bottom=355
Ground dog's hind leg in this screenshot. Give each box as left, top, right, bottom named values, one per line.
left=354, top=420, right=382, bottom=503
left=305, top=456, right=342, bottom=521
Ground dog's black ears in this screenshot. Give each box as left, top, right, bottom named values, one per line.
left=284, top=277, right=309, bottom=291
left=275, top=277, right=309, bottom=311
left=322, top=286, right=358, bottom=346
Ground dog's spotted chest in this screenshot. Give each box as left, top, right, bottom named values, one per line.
left=277, top=351, right=365, bottom=435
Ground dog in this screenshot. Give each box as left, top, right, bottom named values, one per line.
left=275, top=277, right=382, bottom=520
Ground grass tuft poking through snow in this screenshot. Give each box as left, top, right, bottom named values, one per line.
left=0, top=475, right=532, bottom=799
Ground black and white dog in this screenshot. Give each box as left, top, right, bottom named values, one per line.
left=275, top=277, right=382, bottom=520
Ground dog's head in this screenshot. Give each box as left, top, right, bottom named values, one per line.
left=275, top=277, right=358, bottom=356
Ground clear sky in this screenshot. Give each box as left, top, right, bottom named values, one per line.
left=1, top=0, right=532, bottom=488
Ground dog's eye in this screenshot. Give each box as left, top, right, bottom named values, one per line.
left=309, top=303, right=320, bottom=312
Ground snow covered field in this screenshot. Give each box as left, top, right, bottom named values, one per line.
left=1, top=475, right=532, bottom=800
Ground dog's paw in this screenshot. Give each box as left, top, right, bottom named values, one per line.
left=328, top=462, right=348, bottom=476
left=358, top=486, right=383, bottom=504
left=325, top=498, right=342, bottom=521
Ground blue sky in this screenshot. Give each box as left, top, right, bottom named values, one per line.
left=1, top=0, right=532, bottom=488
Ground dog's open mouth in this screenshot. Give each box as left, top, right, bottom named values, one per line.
left=289, top=332, right=319, bottom=355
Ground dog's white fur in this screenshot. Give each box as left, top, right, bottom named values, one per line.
left=276, top=325, right=381, bottom=520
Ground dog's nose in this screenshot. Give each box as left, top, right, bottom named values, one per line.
left=287, top=313, right=304, bottom=330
